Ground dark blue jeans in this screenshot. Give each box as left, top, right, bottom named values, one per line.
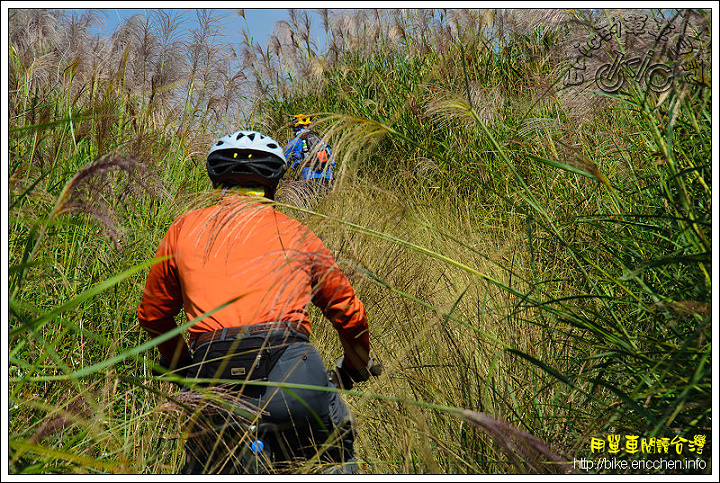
left=181, top=338, right=356, bottom=474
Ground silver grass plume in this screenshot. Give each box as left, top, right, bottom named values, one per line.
left=459, top=410, right=575, bottom=474
left=425, top=85, right=504, bottom=128
left=49, top=155, right=157, bottom=248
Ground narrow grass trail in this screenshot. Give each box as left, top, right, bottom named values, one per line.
left=7, top=7, right=712, bottom=475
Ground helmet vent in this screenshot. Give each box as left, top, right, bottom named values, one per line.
left=267, top=143, right=278, bottom=149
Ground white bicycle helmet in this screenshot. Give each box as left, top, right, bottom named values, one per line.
left=207, top=130, right=288, bottom=198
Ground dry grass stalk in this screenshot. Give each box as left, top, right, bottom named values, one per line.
left=154, top=386, right=273, bottom=472
left=424, top=86, right=500, bottom=129
left=158, top=387, right=264, bottom=431
left=28, top=395, right=93, bottom=444
left=459, top=410, right=575, bottom=474
left=52, top=155, right=155, bottom=246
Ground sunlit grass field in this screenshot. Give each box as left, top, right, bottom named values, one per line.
left=7, top=8, right=712, bottom=475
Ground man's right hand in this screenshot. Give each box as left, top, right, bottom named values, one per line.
left=329, top=356, right=382, bottom=390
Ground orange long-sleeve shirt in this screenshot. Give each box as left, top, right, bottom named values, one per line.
left=137, top=195, right=369, bottom=369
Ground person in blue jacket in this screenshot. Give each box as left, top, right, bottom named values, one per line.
left=284, top=114, right=334, bottom=194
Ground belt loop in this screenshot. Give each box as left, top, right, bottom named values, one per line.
left=221, top=327, right=228, bottom=342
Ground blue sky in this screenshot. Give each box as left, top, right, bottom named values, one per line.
left=91, top=7, right=290, bottom=45
left=70, top=5, right=337, bottom=51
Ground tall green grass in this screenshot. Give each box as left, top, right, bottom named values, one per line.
left=265, top=6, right=712, bottom=472
left=7, top=7, right=712, bottom=475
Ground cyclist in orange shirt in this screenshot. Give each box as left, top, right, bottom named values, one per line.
left=137, top=130, right=374, bottom=474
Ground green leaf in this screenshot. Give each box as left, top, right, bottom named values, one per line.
left=528, top=153, right=597, bottom=180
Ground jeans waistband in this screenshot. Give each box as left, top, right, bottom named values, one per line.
left=190, top=321, right=310, bottom=351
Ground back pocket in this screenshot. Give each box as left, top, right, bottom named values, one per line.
left=194, top=339, right=289, bottom=397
